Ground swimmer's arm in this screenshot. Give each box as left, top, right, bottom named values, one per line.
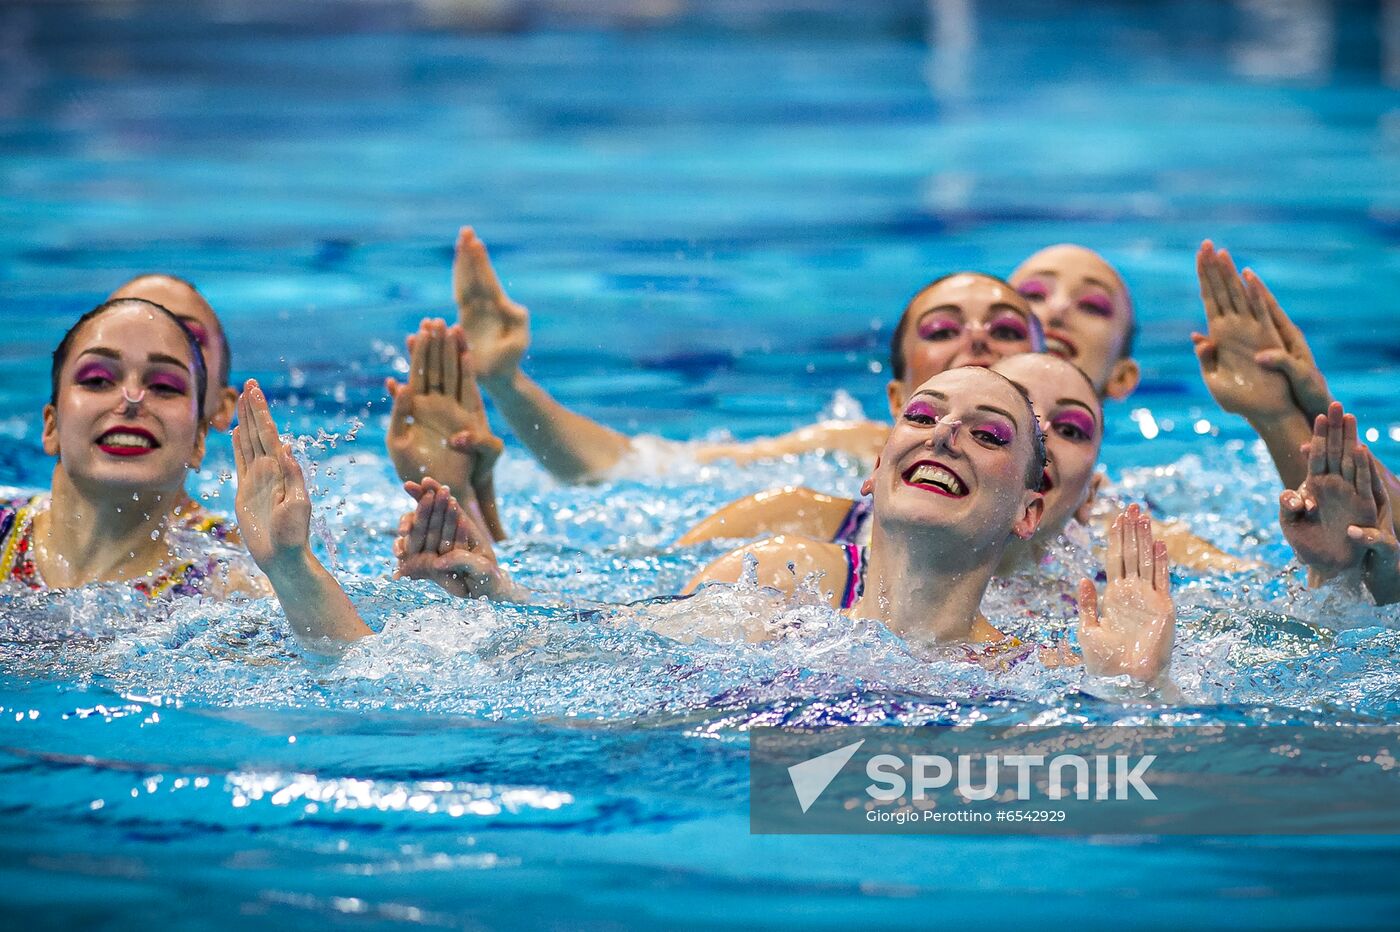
left=450, top=226, right=630, bottom=483
left=1151, top=519, right=1260, bottom=574
left=676, top=487, right=858, bottom=546
left=689, top=420, right=889, bottom=467
left=1193, top=241, right=1315, bottom=489
left=683, top=534, right=850, bottom=609
left=233, top=381, right=372, bottom=651
left=479, top=368, right=634, bottom=483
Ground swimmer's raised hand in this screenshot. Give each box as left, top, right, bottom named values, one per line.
left=386, top=318, right=505, bottom=536
left=1279, top=403, right=1392, bottom=594
left=233, top=380, right=311, bottom=570
left=233, top=380, right=373, bottom=647
left=394, top=477, right=519, bottom=602
left=1077, top=504, right=1176, bottom=687
left=1192, top=240, right=1294, bottom=422
left=1245, top=271, right=1334, bottom=421
left=453, top=226, right=529, bottom=384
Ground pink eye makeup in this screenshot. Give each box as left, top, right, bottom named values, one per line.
left=147, top=372, right=190, bottom=395
left=73, top=362, right=117, bottom=386
left=986, top=315, right=1030, bottom=341
left=916, top=315, right=962, bottom=341
left=972, top=421, right=1013, bottom=446
left=1016, top=280, right=1049, bottom=300
left=1077, top=293, right=1114, bottom=317
left=1051, top=410, right=1096, bottom=441
left=902, top=400, right=941, bottom=424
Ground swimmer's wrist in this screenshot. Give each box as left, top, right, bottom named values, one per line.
left=477, top=366, right=525, bottom=395
left=262, top=546, right=322, bottom=587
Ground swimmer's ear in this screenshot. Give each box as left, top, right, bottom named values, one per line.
left=210, top=386, right=238, bottom=432
left=1013, top=491, right=1045, bottom=541
left=886, top=380, right=906, bottom=421
left=1074, top=471, right=1106, bottom=526
left=187, top=426, right=207, bottom=472
left=41, top=404, right=59, bottom=457
left=859, top=457, right=880, bottom=498
left=1103, top=357, right=1141, bottom=401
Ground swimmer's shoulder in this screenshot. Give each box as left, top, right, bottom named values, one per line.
left=684, top=534, right=849, bottom=605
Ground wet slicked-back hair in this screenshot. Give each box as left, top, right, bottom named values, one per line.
left=50, top=298, right=209, bottom=412
left=888, top=272, right=1042, bottom=382
left=114, top=273, right=231, bottom=390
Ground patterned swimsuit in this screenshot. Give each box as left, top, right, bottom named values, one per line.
left=0, top=496, right=234, bottom=599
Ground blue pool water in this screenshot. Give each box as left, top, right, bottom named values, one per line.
left=3, top=0, right=1400, bottom=927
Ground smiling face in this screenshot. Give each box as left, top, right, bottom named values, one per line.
left=866, top=367, right=1044, bottom=552
left=109, top=275, right=235, bottom=429
left=886, top=274, right=1037, bottom=419
left=1010, top=245, right=1139, bottom=399
left=992, top=353, right=1102, bottom=538
left=42, top=303, right=206, bottom=498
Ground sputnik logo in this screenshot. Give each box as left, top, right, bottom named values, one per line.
left=787, top=739, right=865, bottom=813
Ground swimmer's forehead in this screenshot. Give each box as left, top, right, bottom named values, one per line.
left=109, top=276, right=221, bottom=334
left=907, top=368, right=1029, bottom=426
left=910, top=274, right=1029, bottom=315
left=1011, top=245, right=1126, bottom=296
left=993, top=353, right=1101, bottom=417
left=69, top=303, right=199, bottom=371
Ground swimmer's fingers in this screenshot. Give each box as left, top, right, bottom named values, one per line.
left=1216, top=248, right=1251, bottom=320
left=1340, top=414, right=1360, bottom=485
left=402, top=479, right=427, bottom=502
left=455, top=226, right=508, bottom=306
left=1191, top=332, right=1218, bottom=374
left=409, top=319, right=431, bottom=394
left=1355, top=447, right=1378, bottom=520
left=1077, top=578, right=1100, bottom=630
left=232, top=425, right=250, bottom=478
left=1196, top=241, right=1225, bottom=320
left=406, top=490, right=434, bottom=556
left=461, top=498, right=497, bottom=561
left=1152, top=540, right=1170, bottom=593
left=1325, top=403, right=1346, bottom=475
left=427, top=320, right=448, bottom=393
left=387, top=374, right=414, bottom=440
left=278, top=443, right=308, bottom=505
left=1136, top=513, right=1154, bottom=581
left=1241, top=268, right=1284, bottom=344
left=1121, top=506, right=1142, bottom=580
left=442, top=324, right=464, bottom=400
left=1106, top=511, right=1125, bottom=581
left=1279, top=488, right=1312, bottom=523
left=422, top=486, right=451, bottom=556
left=1308, top=414, right=1328, bottom=477
left=244, top=380, right=279, bottom=459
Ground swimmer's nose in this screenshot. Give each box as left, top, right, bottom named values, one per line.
left=1044, top=291, right=1071, bottom=326
left=928, top=417, right=962, bottom=451
left=117, top=384, right=146, bottom=414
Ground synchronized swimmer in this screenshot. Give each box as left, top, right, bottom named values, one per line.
left=4, top=229, right=1398, bottom=697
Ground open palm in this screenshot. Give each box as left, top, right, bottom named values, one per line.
left=1079, top=504, right=1176, bottom=685
left=232, top=381, right=311, bottom=571
left=386, top=318, right=503, bottom=493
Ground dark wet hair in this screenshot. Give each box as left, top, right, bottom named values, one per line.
left=888, top=272, right=1040, bottom=382
left=1003, top=376, right=1050, bottom=493
left=116, top=273, right=231, bottom=390
left=50, top=298, right=209, bottom=414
